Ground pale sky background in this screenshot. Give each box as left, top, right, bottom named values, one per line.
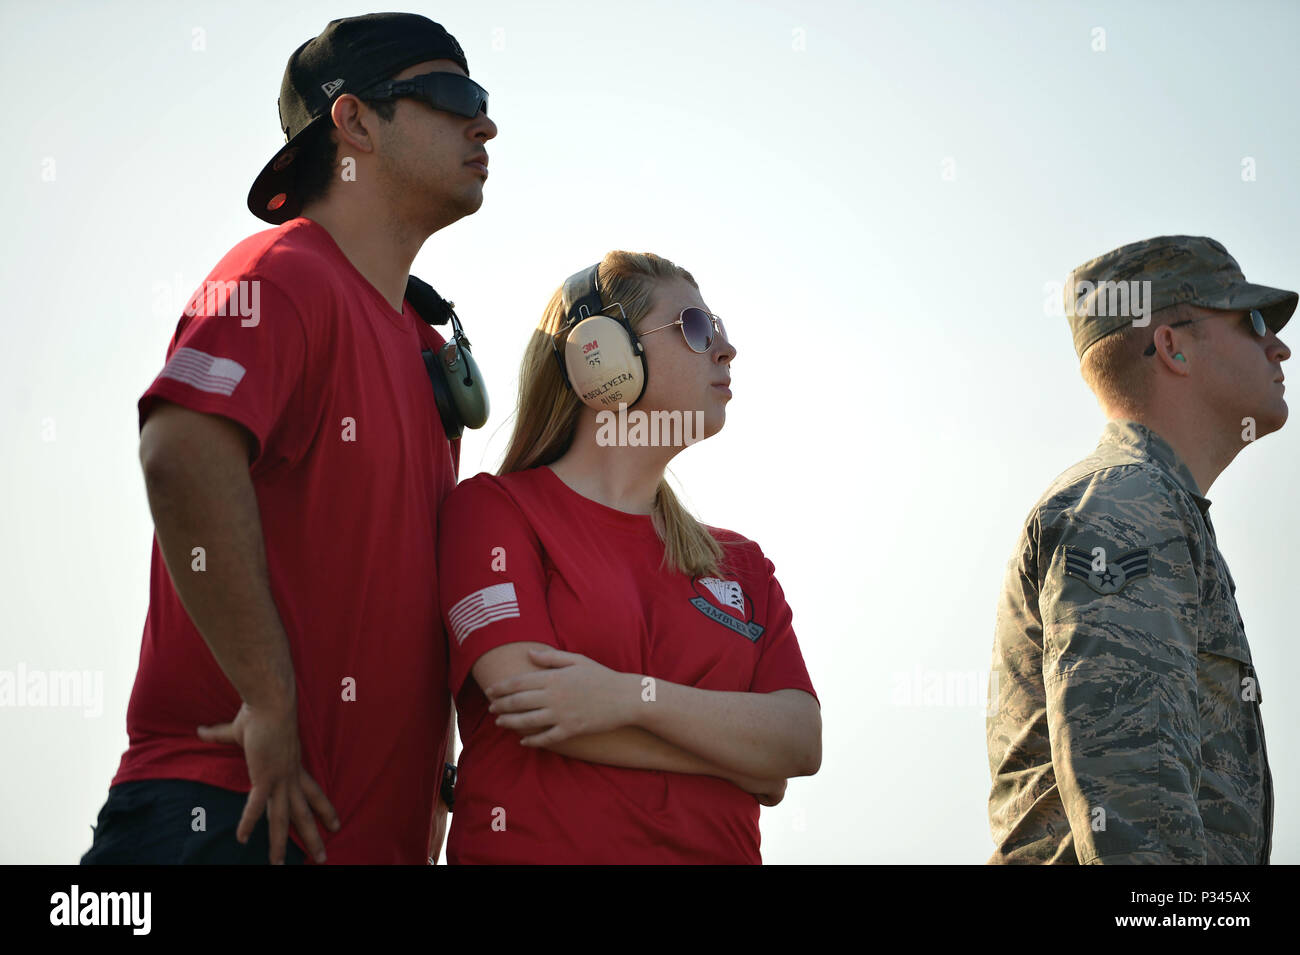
left=3, top=0, right=1297, bottom=864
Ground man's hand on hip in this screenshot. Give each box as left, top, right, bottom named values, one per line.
left=198, top=701, right=340, bottom=864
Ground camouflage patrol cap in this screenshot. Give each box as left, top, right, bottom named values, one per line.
left=1064, top=235, right=1297, bottom=360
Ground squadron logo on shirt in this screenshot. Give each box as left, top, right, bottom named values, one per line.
left=689, top=576, right=764, bottom=642
left=1063, top=546, right=1151, bottom=595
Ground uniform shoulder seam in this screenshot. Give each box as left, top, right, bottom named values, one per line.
left=1032, top=458, right=1188, bottom=522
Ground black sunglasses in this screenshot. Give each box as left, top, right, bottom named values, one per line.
left=1143, top=308, right=1267, bottom=357
left=359, top=71, right=489, bottom=119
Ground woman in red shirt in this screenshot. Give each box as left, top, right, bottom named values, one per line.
left=437, top=251, right=821, bottom=864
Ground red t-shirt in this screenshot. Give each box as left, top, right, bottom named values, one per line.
left=436, top=466, right=818, bottom=864
left=113, top=217, right=460, bottom=864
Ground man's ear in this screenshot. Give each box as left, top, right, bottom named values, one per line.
left=1152, top=325, right=1190, bottom=374
left=330, top=95, right=381, bottom=155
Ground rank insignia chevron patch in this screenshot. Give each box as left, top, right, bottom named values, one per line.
left=1063, top=546, right=1151, bottom=595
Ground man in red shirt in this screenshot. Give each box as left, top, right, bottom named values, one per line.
left=81, top=13, right=497, bottom=865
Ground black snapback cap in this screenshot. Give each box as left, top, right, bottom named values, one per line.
left=247, top=13, right=469, bottom=224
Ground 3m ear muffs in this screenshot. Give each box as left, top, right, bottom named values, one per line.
left=550, top=263, right=648, bottom=410
left=406, top=274, right=490, bottom=440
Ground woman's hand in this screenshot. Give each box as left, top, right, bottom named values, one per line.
left=485, top=647, right=639, bottom=747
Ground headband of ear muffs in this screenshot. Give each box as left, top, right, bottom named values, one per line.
left=551, top=263, right=649, bottom=410
left=407, top=274, right=490, bottom=440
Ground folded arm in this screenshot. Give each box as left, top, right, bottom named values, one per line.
left=471, top=643, right=787, bottom=801
left=475, top=642, right=818, bottom=786
left=629, top=679, right=820, bottom=781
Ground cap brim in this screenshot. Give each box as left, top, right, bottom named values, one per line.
left=246, top=118, right=326, bottom=225
left=1197, top=282, right=1298, bottom=333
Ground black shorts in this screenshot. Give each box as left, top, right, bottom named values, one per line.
left=80, top=778, right=307, bottom=865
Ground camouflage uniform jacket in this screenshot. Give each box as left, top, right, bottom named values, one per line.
left=986, top=420, right=1273, bottom=864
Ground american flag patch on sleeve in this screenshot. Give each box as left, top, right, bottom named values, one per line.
left=448, top=582, right=520, bottom=645
left=159, top=347, right=247, bottom=396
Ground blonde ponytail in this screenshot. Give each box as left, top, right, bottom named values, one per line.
left=652, top=477, right=727, bottom=578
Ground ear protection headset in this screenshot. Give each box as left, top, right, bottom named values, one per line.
left=550, top=263, right=649, bottom=409
left=406, top=274, right=490, bottom=440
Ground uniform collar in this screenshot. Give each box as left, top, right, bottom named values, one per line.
left=1098, top=419, right=1213, bottom=516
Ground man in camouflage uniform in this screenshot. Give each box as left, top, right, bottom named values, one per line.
left=987, top=236, right=1294, bottom=864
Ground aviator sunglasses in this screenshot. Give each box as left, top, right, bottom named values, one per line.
left=358, top=71, right=489, bottom=118
left=638, top=307, right=728, bottom=354
left=1143, top=308, right=1267, bottom=356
